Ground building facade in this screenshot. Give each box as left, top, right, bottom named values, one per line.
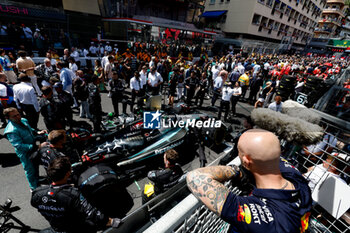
left=0, top=0, right=101, bottom=51
left=202, top=0, right=326, bottom=53
left=314, top=0, right=347, bottom=38
left=99, top=0, right=215, bottom=44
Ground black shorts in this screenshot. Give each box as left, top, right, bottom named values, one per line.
left=169, top=88, right=176, bottom=97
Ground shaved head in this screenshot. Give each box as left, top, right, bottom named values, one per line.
left=238, top=129, right=281, bottom=174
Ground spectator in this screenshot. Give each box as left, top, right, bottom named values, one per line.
left=0, top=48, right=17, bottom=84
left=16, top=50, right=42, bottom=96
left=70, top=47, right=80, bottom=68
left=268, top=95, right=283, bottom=112
left=68, top=57, right=78, bottom=74
left=218, top=82, right=234, bottom=121
left=53, top=82, right=74, bottom=128
left=39, top=86, right=66, bottom=131
left=73, top=71, right=91, bottom=119
left=231, top=81, right=242, bottom=116
left=57, top=61, right=73, bottom=95
left=109, top=69, right=126, bottom=116
left=148, top=66, right=163, bottom=95
left=13, top=73, right=40, bottom=129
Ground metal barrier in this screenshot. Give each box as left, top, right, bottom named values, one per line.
left=144, top=110, right=350, bottom=233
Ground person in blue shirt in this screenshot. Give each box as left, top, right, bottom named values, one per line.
left=187, top=129, right=312, bottom=233
left=3, top=107, right=47, bottom=190
left=57, top=61, right=73, bottom=94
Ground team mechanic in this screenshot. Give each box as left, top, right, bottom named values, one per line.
left=31, top=157, right=120, bottom=232
left=187, top=129, right=312, bottom=233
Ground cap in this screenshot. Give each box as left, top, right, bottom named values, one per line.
left=53, top=82, right=63, bottom=88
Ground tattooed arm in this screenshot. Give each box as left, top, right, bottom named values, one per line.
left=186, top=166, right=239, bottom=216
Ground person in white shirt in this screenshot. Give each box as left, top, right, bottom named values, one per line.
left=149, top=57, right=156, bottom=68
left=101, top=51, right=109, bottom=71
left=70, top=47, right=80, bottom=68
left=211, top=70, right=226, bottom=106
left=147, top=66, right=163, bottom=95
left=113, top=44, right=118, bottom=53
left=218, top=83, right=234, bottom=121
left=89, top=42, right=97, bottom=56
left=211, top=65, right=220, bottom=81
left=252, top=63, right=261, bottom=80
left=139, top=66, right=148, bottom=90
left=68, top=57, right=78, bottom=74
left=13, top=74, right=40, bottom=129
left=105, top=42, right=112, bottom=53
left=22, top=25, right=33, bottom=39
left=231, top=81, right=242, bottom=115
left=104, top=56, right=115, bottom=81
left=130, top=71, right=143, bottom=112
left=237, top=62, right=245, bottom=75
left=268, top=95, right=283, bottom=112
left=82, top=48, right=89, bottom=57
left=304, top=152, right=347, bottom=191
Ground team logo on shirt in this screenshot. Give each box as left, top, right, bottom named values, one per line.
left=237, top=204, right=252, bottom=224
left=300, top=212, right=311, bottom=233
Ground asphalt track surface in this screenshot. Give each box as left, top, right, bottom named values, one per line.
left=0, top=89, right=254, bottom=232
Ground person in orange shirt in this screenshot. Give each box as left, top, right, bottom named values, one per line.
left=122, top=49, right=135, bottom=59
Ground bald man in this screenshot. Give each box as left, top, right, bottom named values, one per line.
left=187, top=129, right=312, bottom=233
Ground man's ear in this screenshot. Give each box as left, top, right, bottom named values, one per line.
left=242, top=154, right=252, bottom=170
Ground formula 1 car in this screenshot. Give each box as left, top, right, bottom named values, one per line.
left=73, top=112, right=230, bottom=183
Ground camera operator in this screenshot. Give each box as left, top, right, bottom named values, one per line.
left=142, top=149, right=184, bottom=204
left=31, top=157, right=119, bottom=233
left=187, top=129, right=312, bottom=233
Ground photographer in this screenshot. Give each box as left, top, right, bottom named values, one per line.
left=187, top=129, right=312, bottom=233
left=31, top=157, right=119, bottom=232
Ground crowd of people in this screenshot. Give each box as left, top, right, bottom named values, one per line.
left=1, top=40, right=350, bottom=232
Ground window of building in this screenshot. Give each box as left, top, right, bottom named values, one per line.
left=209, top=0, right=216, bottom=4
left=273, top=22, right=279, bottom=30
left=266, top=0, right=273, bottom=7
left=252, top=14, right=262, bottom=25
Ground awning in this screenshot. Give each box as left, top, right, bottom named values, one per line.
left=200, top=10, right=227, bottom=18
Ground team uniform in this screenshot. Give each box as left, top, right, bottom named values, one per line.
left=221, top=159, right=312, bottom=233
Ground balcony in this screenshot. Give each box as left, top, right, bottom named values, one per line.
left=314, top=27, right=332, bottom=34
left=326, top=0, right=345, bottom=6
left=323, top=8, right=345, bottom=17
left=318, top=18, right=341, bottom=26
